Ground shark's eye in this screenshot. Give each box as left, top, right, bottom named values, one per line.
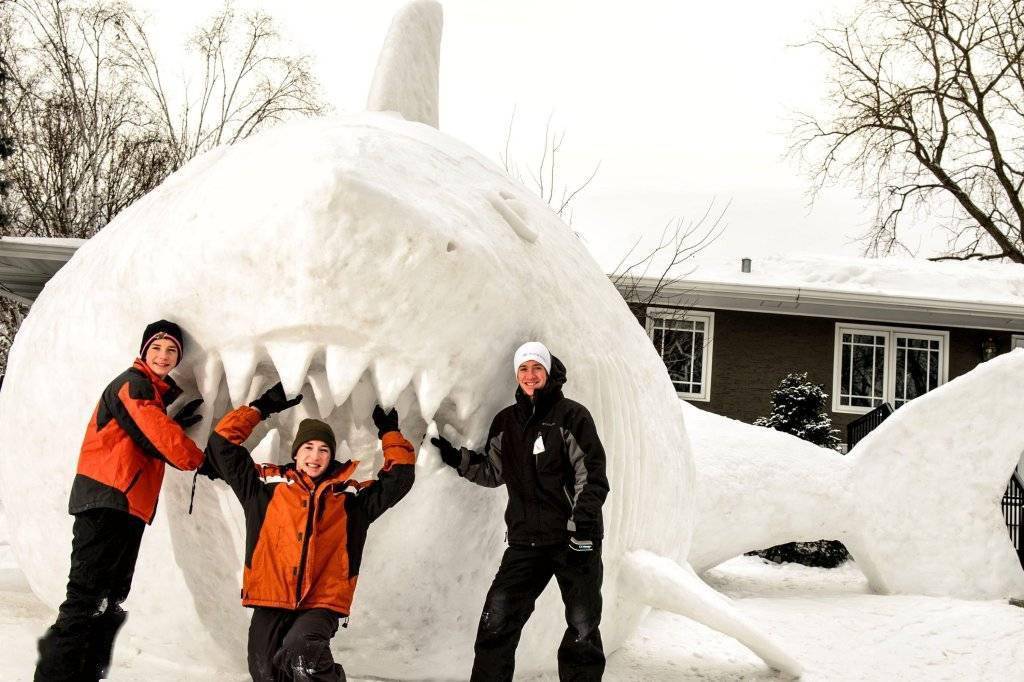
left=489, top=190, right=537, bottom=243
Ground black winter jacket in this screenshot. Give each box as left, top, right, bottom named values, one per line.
left=457, top=356, right=609, bottom=545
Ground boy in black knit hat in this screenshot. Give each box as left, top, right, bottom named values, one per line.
left=204, top=393, right=416, bottom=681
left=36, top=320, right=209, bottom=681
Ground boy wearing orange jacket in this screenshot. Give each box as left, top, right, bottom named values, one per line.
left=36, top=320, right=207, bottom=681
left=204, top=388, right=415, bottom=681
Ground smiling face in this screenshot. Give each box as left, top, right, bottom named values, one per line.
left=144, top=338, right=179, bottom=378
left=516, top=360, right=548, bottom=397
left=294, top=439, right=332, bottom=479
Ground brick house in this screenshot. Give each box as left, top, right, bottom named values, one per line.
left=617, top=255, right=1024, bottom=447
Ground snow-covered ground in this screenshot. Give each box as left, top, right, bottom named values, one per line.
left=3, top=518, right=1022, bottom=682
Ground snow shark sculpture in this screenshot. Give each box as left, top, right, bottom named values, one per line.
left=0, top=1, right=800, bottom=677
left=688, top=350, right=1024, bottom=599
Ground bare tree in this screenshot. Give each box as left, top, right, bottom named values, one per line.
left=611, top=200, right=728, bottom=311
left=791, top=0, right=1024, bottom=263
left=501, top=108, right=600, bottom=225
left=115, top=4, right=325, bottom=168
left=0, top=0, right=325, bottom=374
left=0, top=0, right=325, bottom=239
left=1, top=0, right=172, bottom=238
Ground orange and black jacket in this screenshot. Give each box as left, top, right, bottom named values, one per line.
left=69, top=359, right=206, bottom=524
left=205, top=406, right=416, bottom=616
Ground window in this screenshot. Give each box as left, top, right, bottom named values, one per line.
left=1013, top=335, right=1024, bottom=351
left=833, top=324, right=948, bottom=413
left=646, top=308, right=714, bottom=401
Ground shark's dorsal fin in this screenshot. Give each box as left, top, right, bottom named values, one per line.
left=367, top=0, right=443, bottom=128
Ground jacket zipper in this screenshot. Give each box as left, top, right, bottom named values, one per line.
left=294, top=485, right=317, bottom=607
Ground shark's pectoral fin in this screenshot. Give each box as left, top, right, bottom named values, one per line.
left=620, top=550, right=802, bottom=677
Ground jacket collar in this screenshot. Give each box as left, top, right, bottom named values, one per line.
left=289, top=459, right=357, bottom=491
left=132, top=358, right=182, bottom=404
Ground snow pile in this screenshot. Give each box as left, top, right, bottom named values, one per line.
left=0, top=108, right=695, bottom=678
left=688, top=253, right=1024, bottom=307
left=687, top=350, right=1024, bottom=598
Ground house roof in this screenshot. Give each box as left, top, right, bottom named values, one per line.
left=0, top=237, right=85, bottom=305
left=623, top=254, right=1024, bottom=332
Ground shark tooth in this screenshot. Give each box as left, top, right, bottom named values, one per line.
left=194, top=353, right=224, bottom=411
left=250, top=428, right=280, bottom=463
left=325, top=346, right=367, bottom=407
left=413, top=370, right=451, bottom=422
left=349, top=373, right=378, bottom=423
left=264, top=342, right=316, bottom=398
left=307, top=370, right=335, bottom=419
left=220, top=346, right=259, bottom=407
left=371, top=357, right=415, bottom=409
left=451, top=387, right=476, bottom=424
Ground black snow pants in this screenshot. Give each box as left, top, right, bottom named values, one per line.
left=35, top=507, right=145, bottom=682
left=470, top=543, right=605, bottom=682
left=248, top=607, right=346, bottom=682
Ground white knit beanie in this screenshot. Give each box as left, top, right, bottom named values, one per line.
left=513, top=341, right=551, bottom=374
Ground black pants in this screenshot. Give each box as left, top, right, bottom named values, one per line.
left=471, top=543, right=605, bottom=682
left=35, top=508, right=145, bottom=682
left=248, top=607, right=345, bottom=682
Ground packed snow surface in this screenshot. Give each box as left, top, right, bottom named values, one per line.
left=3, top=547, right=1023, bottom=680
left=688, top=253, right=1024, bottom=307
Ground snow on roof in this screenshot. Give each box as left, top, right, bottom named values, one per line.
left=0, top=237, right=86, bottom=249
left=684, top=254, right=1024, bottom=308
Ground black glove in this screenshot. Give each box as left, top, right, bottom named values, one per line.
left=249, top=382, right=302, bottom=419
left=430, top=436, right=462, bottom=469
left=371, top=405, right=399, bottom=438
left=196, top=457, right=220, bottom=481
left=173, top=398, right=204, bottom=429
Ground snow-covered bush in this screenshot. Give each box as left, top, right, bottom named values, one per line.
left=753, top=372, right=841, bottom=449
left=752, top=372, right=849, bottom=568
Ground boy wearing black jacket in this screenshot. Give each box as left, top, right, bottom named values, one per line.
left=432, top=341, right=610, bottom=682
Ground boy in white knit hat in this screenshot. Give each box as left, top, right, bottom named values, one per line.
left=432, top=341, right=610, bottom=681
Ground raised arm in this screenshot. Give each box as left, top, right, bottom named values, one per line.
left=564, top=405, right=610, bottom=541
left=106, top=373, right=204, bottom=471
left=350, top=404, right=415, bottom=522
left=204, top=383, right=304, bottom=505
left=356, top=430, right=417, bottom=523
left=203, top=406, right=264, bottom=504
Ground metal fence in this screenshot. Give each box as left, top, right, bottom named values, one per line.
left=845, top=402, right=894, bottom=450
left=1004, top=473, right=1024, bottom=569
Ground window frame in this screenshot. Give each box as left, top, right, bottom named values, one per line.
left=832, top=323, right=949, bottom=415
left=645, top=308, right=714, bottom=402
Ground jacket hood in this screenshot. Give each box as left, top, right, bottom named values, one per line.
left=515, top=354, right=567, bottom=413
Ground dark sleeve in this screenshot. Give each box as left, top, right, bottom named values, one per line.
left=564, top=405, right=610, bottom=540
left=107, top=375, right=205, bottom=471
left=357, top=431, right=416, bottom=523
left=203, top=406, right=266, bottom=505
left=456, top=415, right=505, bottom=488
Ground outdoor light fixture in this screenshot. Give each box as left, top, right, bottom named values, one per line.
left=982, top=337, right=998, bottom=361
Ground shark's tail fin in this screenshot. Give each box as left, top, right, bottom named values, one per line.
left=620, top=550, right=802, bottom=677
left=845, top=349, right=1024, bottom=598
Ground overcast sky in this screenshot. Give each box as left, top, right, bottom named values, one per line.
left=129, top=0, right=934, bottom=273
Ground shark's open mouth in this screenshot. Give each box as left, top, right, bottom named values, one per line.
left=183, top=342, right=482, bottom=467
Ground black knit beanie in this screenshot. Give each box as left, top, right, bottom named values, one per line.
left=291, top=419, right=337, bottom=460
left=140, top=320, right=185, bottom=361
